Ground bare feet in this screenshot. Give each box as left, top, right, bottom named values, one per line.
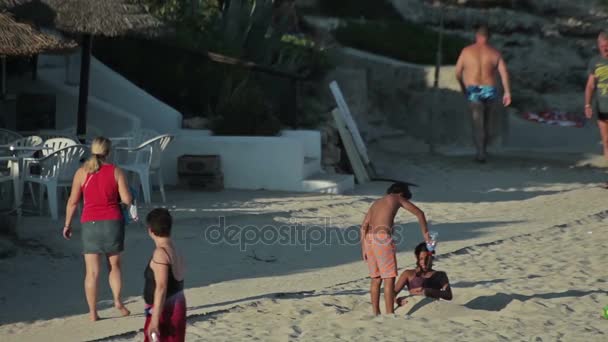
left=89, top=312, right=100, bottom=322
left=115, top=303, right=131, bottom=317
left=395, top=296, right=408, bottom=307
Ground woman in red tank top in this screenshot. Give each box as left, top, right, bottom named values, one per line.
left=63, top=137, right=134, bottom=321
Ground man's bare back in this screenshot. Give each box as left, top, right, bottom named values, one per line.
left=454, top=25, right=512, bottom=163
left=455, top=26, right=511, bottom=102
left=457, top=43, right=502, bottom=87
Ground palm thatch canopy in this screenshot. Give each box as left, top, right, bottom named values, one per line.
left=0, top=11, right=76, bottom=55
left=2, top=0, right=164, bottom=37
left=50, top=0, right=163, bottom=36
left=0, top=0, right=29, bottom=9
left=1, top=0, right=165, bottom=137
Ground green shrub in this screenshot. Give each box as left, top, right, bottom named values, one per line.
left=209, top=77, right=282, bottom=136
left=334, top=20, right=469, bottom=65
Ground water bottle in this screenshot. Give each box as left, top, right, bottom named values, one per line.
left=426, top=231, right=438, bottom=252
left=129, top=203, right=139, bottom=222
left=603, top=305, right=608, bottom=319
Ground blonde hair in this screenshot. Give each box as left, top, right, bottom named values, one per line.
left=83, top=136, right=112, bottom=173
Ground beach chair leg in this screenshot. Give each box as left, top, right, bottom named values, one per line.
left=39, top=185, right=44, bottom=216
left=13, top=177, right=21, bottom=217
left=28, top=183, right=37, bottom=206
left=47, top=185, right=58, bottom=221
left=139, top=172, right=151, bottom=204
left=158, top=170, right=166, bottom=203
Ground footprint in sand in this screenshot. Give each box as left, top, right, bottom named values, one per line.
left=322, top=303, right=350, bottom=314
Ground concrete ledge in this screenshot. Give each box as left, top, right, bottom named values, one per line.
left=281, top=130, right=321, bottom=158
left=163, top=130, right=305, bottom=191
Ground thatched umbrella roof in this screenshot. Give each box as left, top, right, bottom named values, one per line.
left=1, top=0, right=165, bottom=137
left=0, top=11, right=76, bottom=55
left=2, top=0, right=164, bottom=37
left=0, top=0, right=29, bottom=9
left=50, top=0, right=163, bottom=36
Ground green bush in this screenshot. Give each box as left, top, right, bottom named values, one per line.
left=209, top=78, right=282, bottom=136
left=308, top=0, right=402, bottom=20
left=334, top=20, right=469, bottom=65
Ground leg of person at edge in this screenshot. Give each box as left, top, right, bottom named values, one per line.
left=585, top=30, right=608, bottom=187
left=456, top=24, right=512, bottom=163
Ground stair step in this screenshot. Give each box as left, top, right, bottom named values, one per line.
left=301, top=173, right=355, bottom=194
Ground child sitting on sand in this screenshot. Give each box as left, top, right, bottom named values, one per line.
left=143, top=208, right=187, bottom=342
left=361, top=182, right=431, bottom=315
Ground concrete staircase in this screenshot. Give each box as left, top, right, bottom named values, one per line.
left=282, top=131, right=355, bottom=194
left=301, top=156, right=354, bottom=194
left=302, top=173, right=355, bottom=194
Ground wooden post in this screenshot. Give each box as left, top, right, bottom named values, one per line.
left=76, top=34, right=93, bottom=140
left=291, top=78, right=298, bottom=128
left=429, top=5, right=444, bottom=154
left=1, top=55, right=6, bottom=100
left=32, top=54, right=38, bottom=81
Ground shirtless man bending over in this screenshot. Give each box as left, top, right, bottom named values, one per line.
left=361, top=182, right=430, bottom=315
left=455, top=24, right=512, bottom=163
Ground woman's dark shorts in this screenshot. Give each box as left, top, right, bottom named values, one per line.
left=81, top=220, right=125, bottom=254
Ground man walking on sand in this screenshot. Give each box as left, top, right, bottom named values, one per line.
left=455, top=24, right=512, bottom=163
left=361, top=182, right=430, bottom=316
left=584, top=31, right=608, bottom=174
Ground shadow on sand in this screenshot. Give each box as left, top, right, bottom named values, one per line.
left=465, top=290, right=608, bottom=312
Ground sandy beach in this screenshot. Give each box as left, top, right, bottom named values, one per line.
left=1, top=142, right=607, bottom=341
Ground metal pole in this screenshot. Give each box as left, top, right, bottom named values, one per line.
left=32, top=54, right=38, bottom=81
left=1, top=55, right=6, bottom=100
left=291, top=79, right=298, bottom=128
left=429, top=5, right=444, bottom=154
left=76, top=34, right=93, bottom=140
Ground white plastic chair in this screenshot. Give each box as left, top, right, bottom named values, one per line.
left=0, top=157, right=21, bottom=214
left=130, top=128, right=160, bottom=147
left=22, top=145, right=86, bottom=220
left=8, top=136, right=44, bottom=206
left=116, top=134, right=173, bottom=204
left=30, top=137, right=79, bottom=203
left=42, top=137, right=78, bottom=156
left=10, top=136, right=44, bottom=157
left=110, top=128, right=159, bottom=165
